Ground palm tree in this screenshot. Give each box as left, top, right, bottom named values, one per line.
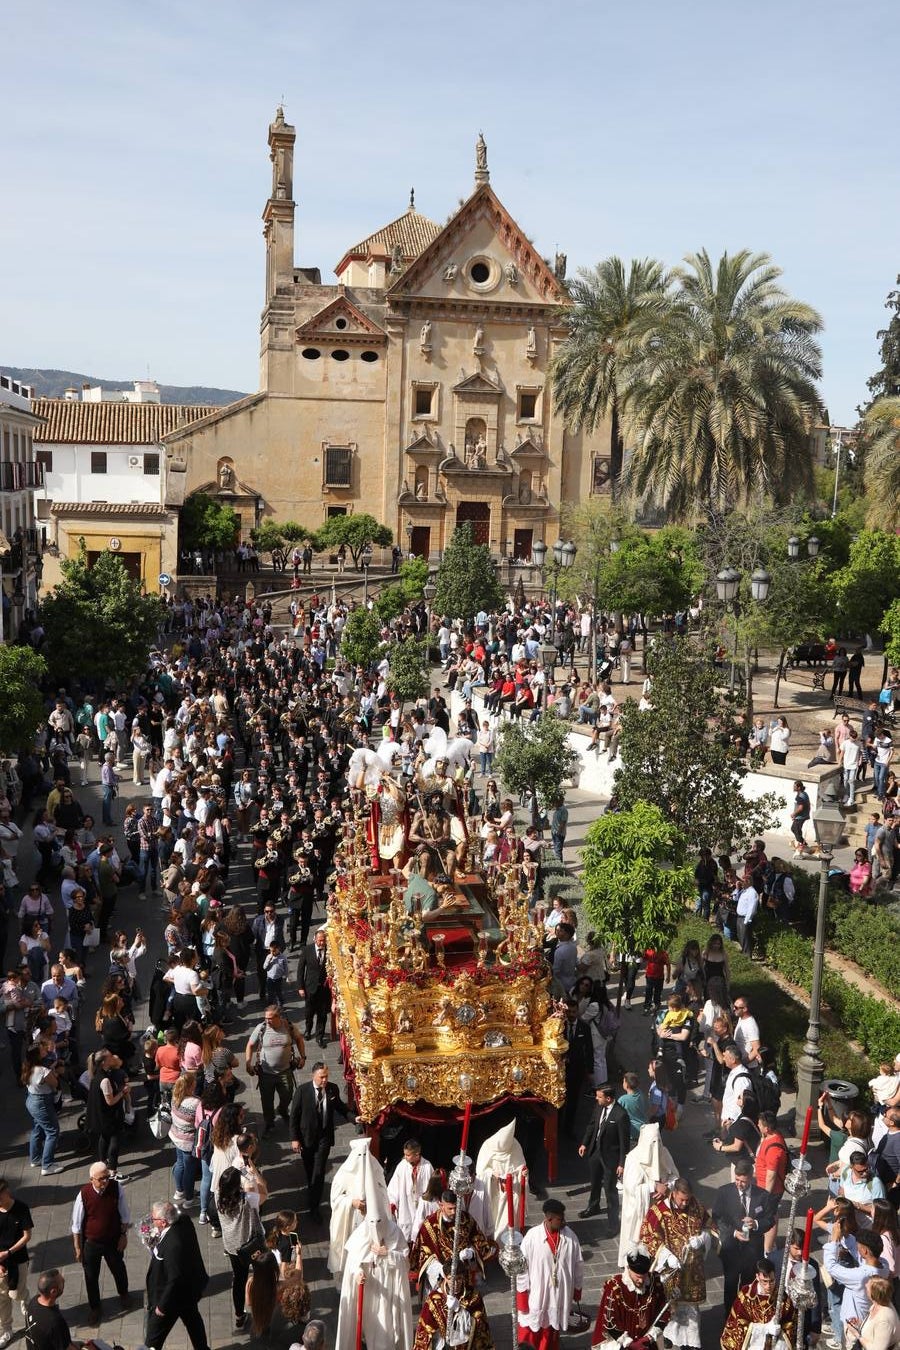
left=622, top=249, right=824, bottom=519
left=550, top=257, right=669, bottom=484
left=862, top=397, right=900, bottom=530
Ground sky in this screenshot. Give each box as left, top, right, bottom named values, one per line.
left=2, top=0, right=897, bottom=424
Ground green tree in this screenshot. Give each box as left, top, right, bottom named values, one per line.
left=739, top=550, right=835, bottom=708
left=614, top=638, right=781, bottom=850
left=864, top=275, right=900, bottom=406
left=39, top=546, right=164, bottom=686
left=861, top=398, right=900, bottom=532
left=623, top=249, right=824, bottom=518
left=597, top=533, right=695, bottom=618
left=433, top=522, right=503, bottom=621
left=881, top=598, right=900, bottom=666
left=581, top=802, right=694, bottom=963
left=493, top=713, right=580, bottom=827
left=829, top=530, right=900, bottom=640
left=373, top=585, right=408, bottom=625
left=340, top=607, right=383, bottom=668
left=397, top=557, right=429, bottom=602
left=180, top=493, right=240, bottom=552
left=252, top=520, right=311, bottom=571
left=387, top=638, right=429, bottom=710
left=551, top=257, right=669, bottom=483
left=313, top=514, right=392, bottom=568
left=0, top=645, right=47, bottom=753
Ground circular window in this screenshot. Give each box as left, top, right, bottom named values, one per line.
left=360, top=350, right=379, bottom=363
left=301, top=347, right=321, bottom=360
left=465, top=255, right=500, bottom=293
left=331, top=349, right=350, bottom=361
left=335, top=317, right=348, bottom=330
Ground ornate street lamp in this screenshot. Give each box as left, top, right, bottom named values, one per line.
left=787, top=535, right=801, bottom=560
left=807, top=535, right=821, bottom=558
left=794, top=801, right=845, bottom=1132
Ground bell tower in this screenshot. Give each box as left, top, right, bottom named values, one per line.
left=262, top=105, right=296, bottom=305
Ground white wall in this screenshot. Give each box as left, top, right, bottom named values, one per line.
left=35, top=443, right=164, bottom=507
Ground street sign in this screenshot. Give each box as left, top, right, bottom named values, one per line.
left=158, top=572, right=172, bottom=587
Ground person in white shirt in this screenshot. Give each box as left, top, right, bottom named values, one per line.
left=842, top=731, right=863, bottom=806
left=733, top=878, right=761, bottom=957
left=732, top=999, right=761, bottom=1064
left=721, top=1045, right=753, bottom=1129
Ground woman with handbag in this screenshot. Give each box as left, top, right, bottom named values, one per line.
left=217, top=1155, right=269, bottom=1332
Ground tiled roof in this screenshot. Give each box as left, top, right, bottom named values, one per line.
left=33, top=399, right=214, bottom=445
left=337, top=207, right=442, bottom=271
left=51, top=502, right=170, bottom=517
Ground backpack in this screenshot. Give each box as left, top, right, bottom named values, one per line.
left=195, top=1110, right=215, bottom=1162
left=746, top=1064, right=781, bottom=1115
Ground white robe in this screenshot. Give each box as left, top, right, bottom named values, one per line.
left=329, top=1140, right=389, bottom=1276
left=464, top=1179, right=492, bottom=1240
left=336, top=1219, right=414, bottom=1350
left=475, top=1121, right=528, bottom=1240
left=386, top=1157, right=435, bottom=1241
left=517, top=1223, right=584, bottom=1333
left=617, top=1123, right=677, bottom=1268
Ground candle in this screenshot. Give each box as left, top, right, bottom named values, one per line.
left=355, top=1274, right=365, bottom=1350
left=460, top=1100, right=472, bottom=1155
left=505, top=1174, right=514, bottom=1228
left=800, top=1106, right=813, bottom=1155
left=801, top=1206, right=814, bottom=1262
left=518, top=1168, right=528, bottom=1231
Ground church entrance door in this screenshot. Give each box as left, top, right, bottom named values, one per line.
left=410, top=526, right=431, bottom=559
left=455, top=501, right=490, bottom=547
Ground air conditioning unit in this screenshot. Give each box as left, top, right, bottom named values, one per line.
left=128, top=455, right=140, bottom=467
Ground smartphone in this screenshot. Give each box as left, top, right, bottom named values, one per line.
left=289, top=1232, right=299, bottom=1247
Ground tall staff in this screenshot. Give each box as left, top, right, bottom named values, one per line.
left=769, top=1107, right=813, bottom=1348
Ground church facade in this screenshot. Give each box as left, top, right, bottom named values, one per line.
left=163, top=110, right=612, bottom=561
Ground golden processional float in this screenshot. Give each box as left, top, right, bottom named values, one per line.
left=325, top=765, right=568, bottom=1180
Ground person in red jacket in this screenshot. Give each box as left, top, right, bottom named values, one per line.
left=642, top=948, right=671, bottom=1014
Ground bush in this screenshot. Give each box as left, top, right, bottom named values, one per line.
left=827, top=899, right=900, bottom=1001
left=753, top=916, right=900, bottom=1071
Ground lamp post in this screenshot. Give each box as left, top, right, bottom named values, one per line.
left=548, top=538, right=576, bottom=655
left=538, top=640, right=556, bottom=716
left=423, top=578, right=436, bottom=645
left=362, top=546, right=373, bottom=606
left=794, top=801, right=846, bottom=1133
left=531, top=538, right=547, bottom=605
left=405, top=522, right=413, bottom=558
left=715, top=564, right=770, bottom=695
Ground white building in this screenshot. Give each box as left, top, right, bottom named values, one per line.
left=68, top=379, right=162, bottom=405
left=0, top=372, right=43, bottom=639
left=31, top=392, right=212, bottom=590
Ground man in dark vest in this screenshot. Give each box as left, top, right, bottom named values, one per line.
left=69, top=1161, right=132, bottom=1326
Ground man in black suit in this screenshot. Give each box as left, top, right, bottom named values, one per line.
left=289, top=1062, right=353, bottom=1222
left=144, top=1202, right=209, bottom=1350
left=577, top=1083, right=629, bottom=1232
left=250, top=904, right=285, bottom=996
left=562, top=997, right=593, bottom=1136
left=712, top=1158, right=778, bottom=1307
left=297, top=928, right=330, bottom=1047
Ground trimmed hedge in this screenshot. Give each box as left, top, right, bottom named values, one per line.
left=786, top=870, right=900, bottom=1002
left=754, top=919, right=900, bottom=1067
left=676, top=916, right=872, bottom=1093
left=827, top=899, right=900, bottom=1002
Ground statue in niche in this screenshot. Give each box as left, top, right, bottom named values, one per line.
left=518, top=483, right=532, bottom=505
left=526, top=327, right=537, bottom=360
left=218, top=462, right=235, bottom=490
left=506, top=262, right=519, bottom=285
left=474, top=435, right=487, bottom=468
left=420, top=320, right=432, bottom=351
left=442, top=263, right=458, bottom=282
left=415, top=481, right=428, bottom=501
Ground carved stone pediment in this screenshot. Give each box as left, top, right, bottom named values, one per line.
left=295, top=295, right=386, bottom=344
left=511, top=434, right=546, bottom=459
left=404, top=429, right=441, bottom=456
left=452, top=369, right=503, bottom=398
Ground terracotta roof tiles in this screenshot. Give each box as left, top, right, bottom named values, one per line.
left=337, top=207, right=441, bottom=274
left=33, top=399, right=214, bottom=445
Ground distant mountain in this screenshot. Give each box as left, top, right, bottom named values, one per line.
left=2, top=366, right=246, bottom=407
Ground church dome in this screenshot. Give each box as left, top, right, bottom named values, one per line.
left=335, top=197, right=441, bottom=278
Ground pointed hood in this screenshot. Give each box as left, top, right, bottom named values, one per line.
left=475, top=1120, right=525, bottom=1179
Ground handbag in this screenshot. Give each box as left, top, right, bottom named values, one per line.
left=149, top=1107, right=171, bottom=1140
left=83, top=926, right=101, bottom=950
